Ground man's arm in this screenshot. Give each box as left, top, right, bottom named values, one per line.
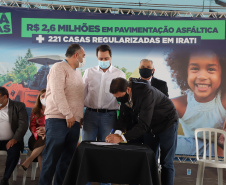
left=119, top=71, right=126, bottom=79
left=83, top=69, right=89, bottom=101
left=49, top=64, right=73, bottom=120
left=152, top=78, right=168, bottom=97
left=162, top=81, right=169, bottom=97
left=107, top=91, right=156, bottom=143
left=12, top=102, right=28, bottom=142
left=123, top=92, right=156, bottom=141
left=105, top=104, right=129, bottom=143
left=114, top=104, right=129, bottom=132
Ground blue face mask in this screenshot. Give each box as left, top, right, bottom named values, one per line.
left=98, top=60, right=110, bottom=69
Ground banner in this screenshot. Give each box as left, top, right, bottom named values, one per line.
left=0, top=6, right=225, bottom=156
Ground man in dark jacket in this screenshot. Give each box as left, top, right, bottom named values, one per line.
left=106, top=78, right=178, bottom=185
left=0, top=87, right=28, bottom=185
left=139, top=59, right=168, bottom=97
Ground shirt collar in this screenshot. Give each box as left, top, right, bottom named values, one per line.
left=139, top=76, right=152, bottom=83
left=6, top=99, right=9, bottom=108
left=148, top=76, right=153, bottom=83
left=63, top=59, right=76, bottom=71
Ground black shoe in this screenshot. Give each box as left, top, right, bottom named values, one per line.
left=19, top=165, right=27, bottom=171
left=0, top=179, right=9, bottom=185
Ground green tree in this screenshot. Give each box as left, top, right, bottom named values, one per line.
left=12, top=49, right=37, bottom=83
left=0, top=71, right=15, bottom=86
left=80, top=68, right=85, bottom=76
left=114, top=66, right=132, bottom=79
left=0, top=74, right=6, bottom=86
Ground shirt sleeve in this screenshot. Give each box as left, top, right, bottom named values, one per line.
left=124, top=92, right=155, bottom=141
left=83, top=69, right=89, bottom=101
left=163, top=82, right=169, bottom=97
left=119, top=71, right=126, bottom=79
left=12, top=102, right=28, bottom=142
left=115, top=104, right=129, bottom=132
left=48, top=64, right=73, bottom=119
left=29, top=112, right=38, bottom=140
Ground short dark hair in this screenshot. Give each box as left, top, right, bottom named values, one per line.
left=65, top=44, right=82, bottom=57
left=96, top=44, right=112, bottom=57
left=110, top=77, right=128, bottom=94
left=0, top=86, right=9, bottom=98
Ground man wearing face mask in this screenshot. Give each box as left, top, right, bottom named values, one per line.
left=82, top=45, right=125, bottom=145
left=82, top=44, right=125, bottom=185
left=39, top=44, right=85, bottom=185
left=106, top=77, right=178, bottom=185
left=0, top=87, right=28, bottom=185
left=139, top=59, right=169, bottom=97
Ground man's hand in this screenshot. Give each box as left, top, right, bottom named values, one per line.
left=105, top=134, right=123, bottom=144
left=80, top=118, right=83, bottom=128
left=66, top=117, right=76, bottom=128
left=6, top=139, right=18, bottom=150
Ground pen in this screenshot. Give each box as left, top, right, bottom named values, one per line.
left=110, top=129, right=114, bottom=134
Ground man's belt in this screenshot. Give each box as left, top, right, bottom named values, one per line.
left=86, top=108, right=117, bottom=113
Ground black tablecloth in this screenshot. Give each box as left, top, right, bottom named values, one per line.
left=63, top=141, right=160, bottom=185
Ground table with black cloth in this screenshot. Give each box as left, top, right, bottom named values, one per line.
left=63, top=141, right=160, bottom=185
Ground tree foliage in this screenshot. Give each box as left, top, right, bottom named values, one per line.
left=0, top=49, right=37, bottom=86
left=114, top=66, right=132, bottom=79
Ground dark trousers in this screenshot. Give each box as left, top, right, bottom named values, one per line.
left=0, top=140, right=21, bottom=180
left=39, top=118, right=80, bottom=185
left=143, top=121, right=179, bottom=185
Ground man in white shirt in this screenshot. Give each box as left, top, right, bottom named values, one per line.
left=0, top=87, right=28, bottom=185
left=82, top=44, right=126, bottom=143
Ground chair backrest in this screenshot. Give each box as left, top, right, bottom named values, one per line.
left=195, top=128, right=226, bottom=162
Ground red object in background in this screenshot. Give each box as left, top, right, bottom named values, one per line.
left=3, top=81, right=38, bottom=108
left=2, top=55, right=64, bottom=108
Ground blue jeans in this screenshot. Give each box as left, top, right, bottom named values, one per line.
left=0, top=140, right=21, bottom=180
left=39, top=118, right=80, bottom=185
left=176, top=135, right=215, bottom=156
left=143, top=120, right=178, bottom=185
left=82, top=109, right=117, bottom=142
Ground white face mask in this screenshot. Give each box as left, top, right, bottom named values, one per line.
left=78, top=57, right=86, bottom=68
left=40, top=98, right=46, bottom=106
left=77, top=53, right=86, bottom=68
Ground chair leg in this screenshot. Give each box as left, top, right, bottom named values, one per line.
left=158, top=164, right=162, bottom=185
left=217, top=168, right=223, bottom=185
left=22, top=170, right=27, bottom=185
left=196, top=162, right=205, bottom=185
left=31, top=162, right=38, bottom=180
left=13, top=166, right=17, bottom=181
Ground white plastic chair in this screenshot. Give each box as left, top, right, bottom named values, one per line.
left=31, top=162, right=38, bottom=180
left=195, top=128, right=226, bottom=185
left=0, top=150, right=28, bottom=185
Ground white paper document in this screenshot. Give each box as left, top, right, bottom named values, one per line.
left=89, top=142, right=119, bottom=146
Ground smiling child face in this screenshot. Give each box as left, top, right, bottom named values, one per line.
left=187, top=52, right=221, bottom=103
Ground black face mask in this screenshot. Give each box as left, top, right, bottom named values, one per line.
left=116, top=93, right=129, bottom=104
left=139, top=68, right=153, bottom=79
